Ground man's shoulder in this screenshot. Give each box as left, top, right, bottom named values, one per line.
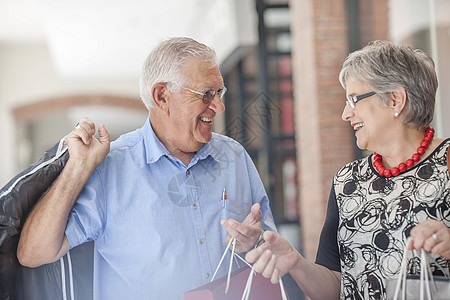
left=99, top=128, right=146, bottom=168
left=109, top=128, right=144, bottom=152
left=208, top=133, right=250, bottom=157
left=211, top=132, right=244, bottom=149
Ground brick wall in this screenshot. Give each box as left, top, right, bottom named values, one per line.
left=290, top=0, right=388, bottom=261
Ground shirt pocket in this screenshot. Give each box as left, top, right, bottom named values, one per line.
left=225, top=200, right=249, bottom=223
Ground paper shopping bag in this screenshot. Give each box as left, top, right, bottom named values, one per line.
left=385, top=238, right=450, bottom=300
left=385, top=275, right=450, bottom=300
left=184, top=266, right=289, bottom=300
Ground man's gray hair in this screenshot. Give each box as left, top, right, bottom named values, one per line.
left=139, top=37, right=218, bottom=109
left=339, top=40, right=438, bottom=130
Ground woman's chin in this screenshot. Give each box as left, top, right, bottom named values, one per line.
left=355, top=139, right=367, bottom=151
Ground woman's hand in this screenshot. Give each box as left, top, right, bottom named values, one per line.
left=409, top=219, right=450, bottom=259
left=245, top=231, right=301, bottom=284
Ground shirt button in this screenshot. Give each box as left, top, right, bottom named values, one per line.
left=200, top=238, right=204, bottom=244
left=186, top=169, right=190, bottom=175
left=205, top=273, right=210, bottom=279
left=193, top=204, right=197, bottom=209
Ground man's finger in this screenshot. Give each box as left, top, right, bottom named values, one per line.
left=98, top=124, right=110, bottom=145
left=72, top=126, right=92, bottom=145
left=251, top=203, right=261, bottom=217
left=221, top=219, right=248, bottom=240
left=242, top=203, right=262, bottom=227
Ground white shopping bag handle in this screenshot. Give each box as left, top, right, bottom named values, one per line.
left=211, top=237, right=287, bottom=300
left=393, top=237, right=433, bottom=300
left=241, top=266, right=287, bottom=300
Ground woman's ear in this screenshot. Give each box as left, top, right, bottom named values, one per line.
left=390, top=88, right=407, bottom=116
left=152, top=83, right=169, bottom=112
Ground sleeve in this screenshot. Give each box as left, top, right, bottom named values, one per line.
left=244, top=150, right=278, bottom=233
left=65, top=168, right=106, bottom=248
left=315, top=186, right=341, bottom=272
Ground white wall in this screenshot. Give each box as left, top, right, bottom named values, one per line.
left=389, top=0, right=450, bottom=137
left=0, top=42, right=140, bottom=187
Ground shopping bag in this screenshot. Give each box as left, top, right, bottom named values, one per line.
left=184, top=266, right=288, bottom=300
left=386, top=275, right=450, bottom=300
left=185, top=237, right=288, bottom=299
left=385, top=238, right=450, bottom=300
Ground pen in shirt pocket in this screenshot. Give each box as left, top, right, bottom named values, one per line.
left=222, top=188, right=227, bottom=208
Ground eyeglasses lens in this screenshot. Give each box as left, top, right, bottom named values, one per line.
left=346, top=97, right=355, bottom=109
left=218, top=87, right=226, bottom=99
left=203, top=90, right=215, bottom=104
left=203, top=87, right=227, bottom=104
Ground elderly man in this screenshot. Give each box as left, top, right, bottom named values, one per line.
left=17, top=37, right=277, bottom=299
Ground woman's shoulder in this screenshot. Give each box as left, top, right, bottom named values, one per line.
left=430, top=137, right=450, bottom=151
left=337, top=156, right=370, bottom=172
left=333, top=156, right=371, bottom=183
left=427, top=137, right=450, bottom=160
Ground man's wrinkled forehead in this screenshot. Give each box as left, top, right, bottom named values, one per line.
left=180, top=58, right=223, bottom=86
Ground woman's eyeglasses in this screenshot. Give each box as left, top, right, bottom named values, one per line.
left=346, top=91, right=376, bottom=108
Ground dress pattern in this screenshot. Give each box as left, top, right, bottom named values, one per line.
left=333, top=139, right=450, bottom=299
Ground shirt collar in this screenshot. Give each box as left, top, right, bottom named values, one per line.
left=143, top=118, right=221, bottom=165
left=143, top=118, right=171, bottom=164
left=193, top=135, right=220, bottom=164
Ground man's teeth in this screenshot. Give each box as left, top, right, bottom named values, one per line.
left=354, top=123, right=364, bottom=130
left=200, top=117, right=212, bottom=122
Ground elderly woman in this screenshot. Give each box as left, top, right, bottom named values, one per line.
left=246, top=40, right=450, bottom=299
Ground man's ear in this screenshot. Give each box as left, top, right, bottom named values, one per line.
left=152, top=83, right=169, bottom=112
left=390, top=88, right=407, bottom=115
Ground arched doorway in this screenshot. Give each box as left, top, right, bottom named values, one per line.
left=13, top=95, right=148, bottom=170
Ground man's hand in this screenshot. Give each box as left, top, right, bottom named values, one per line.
left=67, top=117, right=110, bottom=171
left=220, top=203, right=263, bottom=254
left=17, top=117, right=110, bottom=268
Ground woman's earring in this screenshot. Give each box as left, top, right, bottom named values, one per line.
left=394, top=112, right=399, bottom=117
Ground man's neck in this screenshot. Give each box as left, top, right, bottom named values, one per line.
left=149, top=114, right=198, bottom=166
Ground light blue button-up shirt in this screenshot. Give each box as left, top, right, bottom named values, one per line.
left=65, top=117, right=277, bottom=299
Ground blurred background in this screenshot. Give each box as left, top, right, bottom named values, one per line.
left=1, top=0, right=450, bottom=263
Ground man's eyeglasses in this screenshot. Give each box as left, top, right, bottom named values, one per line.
left=346, top=91, right=376, bottom=109
left=182, top=86, right=227, bottom=104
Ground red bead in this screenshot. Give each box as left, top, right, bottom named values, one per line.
left=398, top=163, right=407, bottom=172
left=373, top=127, right=434, bottom=177
left=420, top=141, right=429, bottom=148
left=383, top=169, right=392, bottom=177
left=406, top=159, right=414, bottom=168
left=391, top=167, right=400, bottom=176
left=417, top=146, right=425, bottom=155
left=372, top=126, right=435, bottom=177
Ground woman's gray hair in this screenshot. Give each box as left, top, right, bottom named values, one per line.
left=339, top=40, right=438, bottom=130
left=139, top=37, right=218, bottom=109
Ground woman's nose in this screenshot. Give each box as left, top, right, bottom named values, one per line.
left=341, top=101, right=353, bottom=121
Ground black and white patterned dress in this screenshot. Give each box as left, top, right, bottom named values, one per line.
left=316, top=139, right=450, bottom=299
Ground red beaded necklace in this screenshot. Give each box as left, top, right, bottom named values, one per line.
left=373, top=127, right=434, bottom=177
